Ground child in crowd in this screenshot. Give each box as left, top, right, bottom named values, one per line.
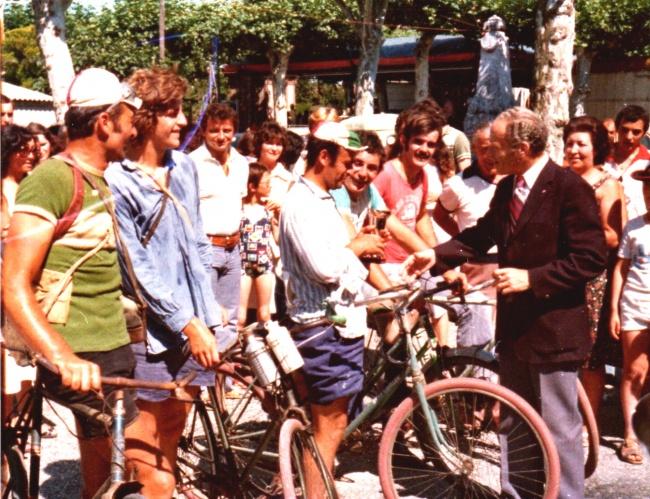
left=238, top=163, right=279, bottom=328
left=610, top=164, right=650, bottom=465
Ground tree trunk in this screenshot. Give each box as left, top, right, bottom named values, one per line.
left=570, top=47, right=593, bottom=117
left=267, top=48, right=292, bottom=127
left=532, top=0, right=575, bottom=163
left=354, top=0, right=388, bottom=116
left=31, top=0, right=75, bottom=124
left=414, top=31, right=434, bottom=103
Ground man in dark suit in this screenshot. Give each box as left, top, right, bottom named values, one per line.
left=407, top=107, right=607, bottom=498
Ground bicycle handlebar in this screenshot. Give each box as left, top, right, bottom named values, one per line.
left=351, top=278, right=462, bottom=309
left=33, top=353, right=197, bottom=391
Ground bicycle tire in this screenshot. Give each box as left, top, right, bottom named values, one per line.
left=378, top=377, right=561, bottom=499
left=176, top=396, right=221, bottom=498
left=278, top=417, right=338, bottom=499
left=444, top=352, right=600, bottom=478
left=176, top=385, right=280, bottom=498
left=2, top=445, right=28, bottom=499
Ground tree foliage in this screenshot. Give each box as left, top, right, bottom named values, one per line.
left=574, top=0, right=650, bottom=57
left=3, top=25, right=49, bottom=91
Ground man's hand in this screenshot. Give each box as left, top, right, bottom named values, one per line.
left=183, top=317, right=220, bottom=368
left=493, top=268, right=530, bottom=294
left=401, top=248, right=436, bottom=278
left=441, top=269, right=469, bottom=294
left=347, top=233, right=385, bottom=260
left=52, top=353, right=102, bottom=392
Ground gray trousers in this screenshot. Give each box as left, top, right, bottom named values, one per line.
left=499, top=351, right=583, bottom=499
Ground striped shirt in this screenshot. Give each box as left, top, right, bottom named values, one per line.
left=279, top=177, right=368, bottom=338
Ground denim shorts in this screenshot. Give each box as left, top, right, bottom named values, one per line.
left=41, top=343, right=138, bottom=439
left=131, top=341, right=216, bottom=402
left=293, top=324, right=364, bottom=405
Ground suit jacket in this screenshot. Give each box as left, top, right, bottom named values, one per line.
left=433, top=160, right=608, bottom=364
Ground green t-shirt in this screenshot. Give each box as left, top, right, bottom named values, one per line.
left=14, top=158, right=129, bottom=353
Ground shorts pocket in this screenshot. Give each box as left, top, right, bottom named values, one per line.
left=36, top=268, right=72, bottom=324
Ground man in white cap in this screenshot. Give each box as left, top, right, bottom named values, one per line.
left=2, top=68, right=142, bottom=498
left=279, top=121, right=395, bottom=497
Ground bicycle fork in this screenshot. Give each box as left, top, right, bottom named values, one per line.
left=405, top=330, right=466, bottom=473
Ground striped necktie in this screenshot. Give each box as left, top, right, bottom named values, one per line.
left=509, top=175, right=526, bottom=228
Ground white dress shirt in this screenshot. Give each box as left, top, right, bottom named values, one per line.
left=190, top=145, right=249, bottom=236
left=518, top=152, right=549, bottom=203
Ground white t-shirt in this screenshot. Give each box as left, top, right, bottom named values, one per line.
left=603, top=146, right=650, bottom=220
left=618, top=215, right=650, bottom=308
left=437, top=173, right=497, bottom=232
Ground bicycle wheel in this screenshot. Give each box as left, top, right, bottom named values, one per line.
left=444, top=352, right=599, bottom=478
left=176, top=385, right=280, bottom=498
left=176, top=396, right=221, bottom=498
left=378, top=378, right=560, bottom=499
left=278, top=417, right=338, bottom=499
left=2, top=445, right=28, bottom=499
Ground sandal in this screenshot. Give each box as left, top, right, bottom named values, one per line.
left=619, top=438, right=644, bottom=465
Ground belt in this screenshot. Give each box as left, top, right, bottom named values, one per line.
left=208, top=233, right=240, bottom=249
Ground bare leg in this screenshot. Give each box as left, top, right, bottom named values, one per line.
left=621, top=329, right=650, bottom=440
left=432, top=311, right=450, bottom=347
left=253, top=273, right=274, bottom=324
left=125, top=389, right=197, bottom=498
left=238, top=274, right=253, bottom=329
left=305, top=397, right=348, bottom=498
left=76, top=422, right=111, bottom=499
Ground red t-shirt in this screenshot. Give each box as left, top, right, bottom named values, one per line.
left=373, top=160, right=428, bottom=263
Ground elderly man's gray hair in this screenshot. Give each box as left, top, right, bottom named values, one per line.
left=496, top=107, right=548, bottom=156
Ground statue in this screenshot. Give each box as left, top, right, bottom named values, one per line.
left=463, top=15, right=516, bottom=138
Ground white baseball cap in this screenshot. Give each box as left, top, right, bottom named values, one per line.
left=312, top=121, right=366, bottom=151
left=66, top=68, right=141, bottom=109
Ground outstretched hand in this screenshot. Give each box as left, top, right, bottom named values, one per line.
left=401, top=248, right=436, bottom=278
left=441, top=269, right=469, bottom=294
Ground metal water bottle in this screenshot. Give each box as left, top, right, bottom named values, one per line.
left=245, top=333, right=279, bottom=387
left=266, top=322, right=304, bottom=374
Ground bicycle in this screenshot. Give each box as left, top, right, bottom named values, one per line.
left=425, top=285, right=599, bottom=479
left=175, top=326, right=338, bottom=499
left=278, top=280, right=562, bottom=498
left=1, top=352, right=196, bottom=499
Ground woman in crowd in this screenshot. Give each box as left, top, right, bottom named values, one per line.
left=26, top=122, right=55, bottom=162
left=564, top=116, right=627, bottom=438
left=2, top=125, right=37, bottom=234
left=254, top=121, right=291, bottom=204
left=1, top=125, right=44, bottom=436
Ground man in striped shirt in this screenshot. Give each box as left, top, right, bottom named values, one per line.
left=279, top=122, right=388, bottom=497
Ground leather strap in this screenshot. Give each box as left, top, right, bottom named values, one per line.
left=52, top=156, right=84, bottom=240
left=63, top=155, right=148, bottom=325
left=142, top=190, right=168, bottom=247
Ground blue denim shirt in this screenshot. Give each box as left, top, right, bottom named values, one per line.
left=106, top=150, right=223, bottom=355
